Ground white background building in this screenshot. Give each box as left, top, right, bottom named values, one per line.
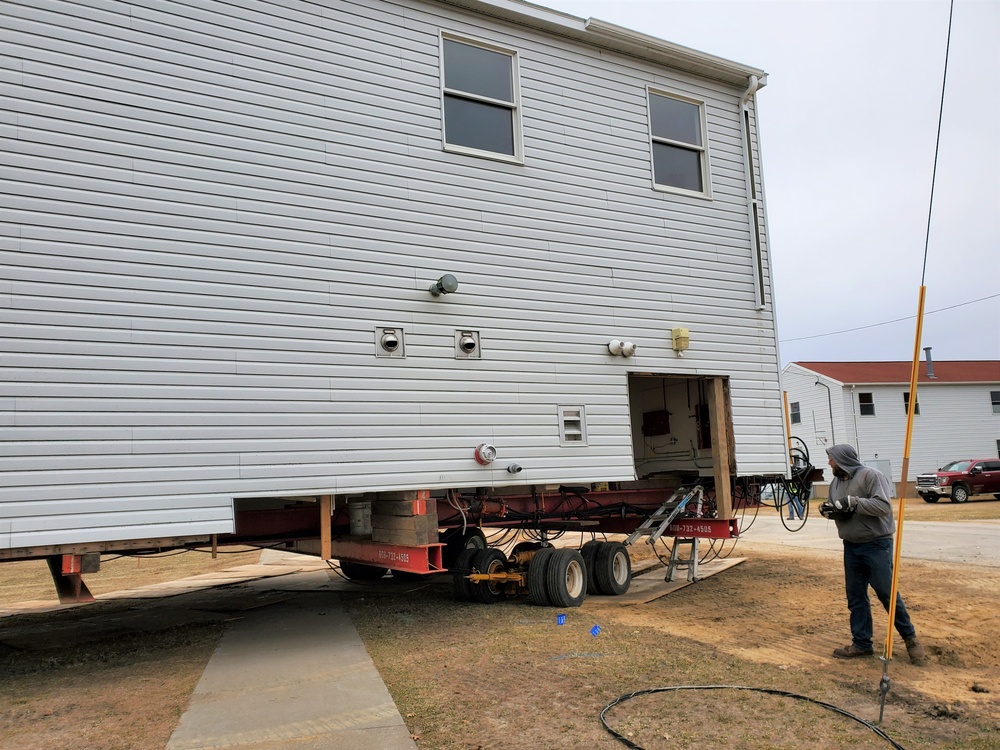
left=782, top=360, right=1000, bottom=492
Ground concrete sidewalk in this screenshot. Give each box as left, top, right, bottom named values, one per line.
left=167, top=557, right=417, bottom=750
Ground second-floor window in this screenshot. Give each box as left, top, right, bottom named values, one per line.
left=991, top=391, right=1000, bottom=414
left=442, top=36, right=520, bottom=161
left=903, top=391, right=920, bottom=415
left=858, top=392, right=875, bottom=416
left=790, top=401, right=801, bottom=424
left=648, top=90, right=709, bottom=196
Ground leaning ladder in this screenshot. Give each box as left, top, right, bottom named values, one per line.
left=624, top=485, right=704, bottom=547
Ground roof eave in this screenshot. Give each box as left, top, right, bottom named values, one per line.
left=435, top=0, right=767, bottom=88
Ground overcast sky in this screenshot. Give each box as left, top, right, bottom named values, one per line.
left=538, top=0, right=999, bottom=367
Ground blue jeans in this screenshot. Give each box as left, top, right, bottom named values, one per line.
left=844, top=537, right=916, bottom=651
left=786, top=492, right=804, bottom=520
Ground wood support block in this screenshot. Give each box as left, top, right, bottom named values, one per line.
left=371, top=512, right=438, bottom=545
left=372, top=498, right=431, bottom=517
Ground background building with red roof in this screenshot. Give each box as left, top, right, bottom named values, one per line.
left=781, top=357, right=1000, bottom=495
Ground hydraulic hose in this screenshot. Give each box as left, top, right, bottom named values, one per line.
left=600, top=685, right=908, bottom=750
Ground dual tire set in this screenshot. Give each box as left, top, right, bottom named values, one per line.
left=452, top=540, right=631, bottom=608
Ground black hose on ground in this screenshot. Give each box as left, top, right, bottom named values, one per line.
left=600, top=684, right=908, bottom=750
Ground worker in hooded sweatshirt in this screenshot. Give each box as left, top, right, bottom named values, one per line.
left=820, top=444, right=928, bottom=665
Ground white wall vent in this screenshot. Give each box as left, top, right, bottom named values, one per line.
left=455, top=330, right=481, bottom=359
left=375, top=327, right=405, bottom=358
left=558, top=405, right=587, bottom=445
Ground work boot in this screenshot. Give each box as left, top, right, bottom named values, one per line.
left=904, top=638, right=928, bottom=666
left=833, top=644, right=874, bottom=659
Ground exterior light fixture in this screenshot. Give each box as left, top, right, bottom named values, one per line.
left=429, top=274, right=459, bottom=297
left=671, top=328, right=690, bottom=356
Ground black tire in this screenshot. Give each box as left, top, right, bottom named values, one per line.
left=951, top=485, right=970, bottom=503
left=452, top=548, right=479, bottom=602
left=921, top=494, right=939, bottom=504
left=580, top=540, right=602, bottom=595
left=339, top=560, right=389, bottom=581
left=594, top=541, right=631, bottom=596
left=545, top=548, right=587, bottom=608
left=443, top=527, right=487, bottom=567
left=471, top=549, right=508, bottom=604
left=527, top=547, right=556, bottom=606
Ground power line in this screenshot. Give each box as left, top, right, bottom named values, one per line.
left=779, top=293, right=999, bottom=343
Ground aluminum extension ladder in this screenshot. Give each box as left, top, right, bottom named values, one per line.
left=624, top=484, right=704, bottom=547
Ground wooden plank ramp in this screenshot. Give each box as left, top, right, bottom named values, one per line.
left=609, top=557, right=746, bottom=606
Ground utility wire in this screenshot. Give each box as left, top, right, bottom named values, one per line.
left=779, top=292, right=998, bottom=343
left=921, top=0, right=955, bottom=284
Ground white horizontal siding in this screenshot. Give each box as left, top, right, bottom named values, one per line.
left=1, top=0, right=784, bottom=548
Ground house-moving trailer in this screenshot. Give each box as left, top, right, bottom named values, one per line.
left=0, top=0, right=792, bottom=604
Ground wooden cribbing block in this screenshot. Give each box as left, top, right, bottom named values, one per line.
left=371, top=498, right=433, bottom=517
left=371, top=514, right=437, bottom=535
left=372, top=529, right=438, bottom=547
left=370, top=511, right=439, bottom=545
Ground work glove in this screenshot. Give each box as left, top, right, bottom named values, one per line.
left=830, top=495, right=858, bottom=512
left=819, top=495, right=857, bottom=520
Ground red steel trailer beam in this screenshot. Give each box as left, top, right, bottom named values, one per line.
left=327, top=538, right=445, bottom=574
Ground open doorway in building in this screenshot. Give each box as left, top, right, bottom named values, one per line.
left=626, top=374, right=736, bottom=514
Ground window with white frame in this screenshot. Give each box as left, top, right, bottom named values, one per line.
left=648, top=90, right=709, bottom=195
left=858, top=392, right=875, bottom=416
left=991, top=391, right=1000, bottom=414
left=441, top=36, right=520, bottom=160
left=790, top=401, right=801, bottom=424
left=903, top=391, right=920, bottom=415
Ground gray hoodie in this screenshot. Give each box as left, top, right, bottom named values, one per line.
left=826, top=444, right=895, bottom=543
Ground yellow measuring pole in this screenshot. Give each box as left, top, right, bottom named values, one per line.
left=885, top=285, right=927, bottom=660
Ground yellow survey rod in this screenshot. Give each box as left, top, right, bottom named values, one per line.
left=884, top=285, right=927, bottom=661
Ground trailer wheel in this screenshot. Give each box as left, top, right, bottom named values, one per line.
left=581, top=540, right=602, bottom=595
left=452, top=548, right=479, bottom=602
left=443, top=527, right=488, bottom=567
left=594, top=541, right=631, bottom=596
left=339, top=560, right=389, bottom=581
left=471, top=549, right=509, bottom=604
left=527, top=547, right=556, bottom=606
left=546, top=548, right=587, bottom=608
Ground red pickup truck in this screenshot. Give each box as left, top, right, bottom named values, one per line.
left=916, top=459, right=1000, bottom=503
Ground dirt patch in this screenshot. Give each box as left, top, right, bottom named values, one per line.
left=346, top=538, right=1000, bottom=750
left=0, top=603, right=227, bottom=750
left=1, top=517, right=999, bottom=749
